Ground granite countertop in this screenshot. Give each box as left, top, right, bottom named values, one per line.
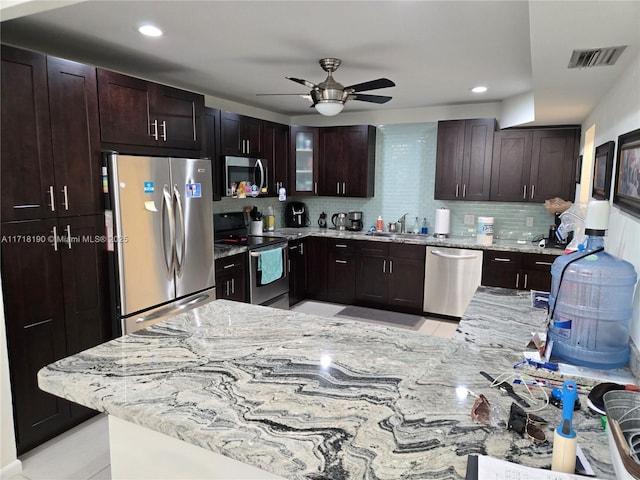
left=214, top=227, right=565, bottom=260
left=38, top=288, right=615, bottom=479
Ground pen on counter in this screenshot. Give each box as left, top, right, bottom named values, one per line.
left=513, top=359, right=559, bottom=371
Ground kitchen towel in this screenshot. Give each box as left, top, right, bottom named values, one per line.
left=258, top=247, right=283, bottom=285
left=434, top=208, right=450, bottom=235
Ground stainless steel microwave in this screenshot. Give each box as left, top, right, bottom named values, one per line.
left=224, top=156, right=268, bottom=197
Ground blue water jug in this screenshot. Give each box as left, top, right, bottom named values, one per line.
left=547, top=235, right=637, bottom=369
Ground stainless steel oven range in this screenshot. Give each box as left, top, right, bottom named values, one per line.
left=214, top=212, right=289, bottom=309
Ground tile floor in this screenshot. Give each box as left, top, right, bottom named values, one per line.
left=9, top=301, right=458, bottom=480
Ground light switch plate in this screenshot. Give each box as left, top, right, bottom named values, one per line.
left=464, top=214, right=475, bottom=225
left=526, top=216, right=534, bottom=227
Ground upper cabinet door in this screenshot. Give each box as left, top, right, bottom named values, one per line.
left=262, top=121, right=289, bottom=193
left=220, top=111, right=262, bottom=157
left=152, top=84, right=203, bottom=150
left=490, top=130, right=533, bottom=202
left=1, top=46, right=56, bottom=222
left=97, top=69, right=203, bottom=151
left=529, top=129, right=579, bottom=202
left=434, top=120, right=465, bottom=200
left=97, top=69, right=155, bottom=147
left=47, top=56, right=102, bottom=217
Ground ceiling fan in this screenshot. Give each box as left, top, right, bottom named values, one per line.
left=260, top=58, right=395, bottom=116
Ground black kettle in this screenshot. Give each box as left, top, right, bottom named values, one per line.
left=318, top=212, right=327, bottom=228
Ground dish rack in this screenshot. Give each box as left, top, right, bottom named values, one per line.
left=604, top=390, right=640, bottom=479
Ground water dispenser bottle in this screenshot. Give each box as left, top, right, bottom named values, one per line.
left=547, top=201, right=637, bottom=369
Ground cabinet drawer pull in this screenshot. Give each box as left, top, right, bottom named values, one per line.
left=300, top=244, right=304, bottom=255
left=389, top=260, right=393, bottom=274
left=337, top=182, right=340, bottom=195
left=523, top=273, right=528, bottom=289
left=335, top=244, right=348, bottom=248
left=335, top=259, right=347, bottom=264
left=455, top=184, right=459, bottom=198
left=342, top=182, right=346, bottom=195
left=52, top=226, right=58, bottom=251
left=523, top=185, right=527, bottom=199
left=314, top=182, right=317, bottom=195
left=494, top=258, right=512, bottom=262
left=383, top=259, right=386, bottom=273
left=49, top=185, right=56, bottom=212
left=289, top=245, right=298, bottom=251
left=223, top=263, right=235, bottom=269
left=530, top=184, right=535, bottom=199
left=462, top=184, right=467, bottom=198
left=515, top=273, right=520, bottom=289
left=535, top=261, right=553, bottom=266
left=231, top=278, right=235, bottom=294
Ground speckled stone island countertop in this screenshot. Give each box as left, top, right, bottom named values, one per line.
left=214, top=226, right=566, bottom=260
left=38, top=287, right=616, bottom=479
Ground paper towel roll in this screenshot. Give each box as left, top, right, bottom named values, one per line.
left=434, top=208, right=450, bottom=235
left=477, top=216, right=494, bottom=245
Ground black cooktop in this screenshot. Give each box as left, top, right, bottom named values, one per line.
left=215, top=234, right=285, bottom=249
left=214, top=211, right=286, bottom=249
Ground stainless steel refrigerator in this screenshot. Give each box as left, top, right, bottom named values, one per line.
left=106, top=153, right=216, bottom=334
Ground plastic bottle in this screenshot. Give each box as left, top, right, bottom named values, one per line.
left=412, top=217, right=420, bottom=234
left=376, top=216, right=383, bottom=231
left=547, top=201, right=637, bottom=369
left=421, top=218, right=428, bottom=235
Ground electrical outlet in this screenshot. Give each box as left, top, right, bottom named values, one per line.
left=464, top=214, right=475, bottom=225
left=526, top=216, right=534, bottom=227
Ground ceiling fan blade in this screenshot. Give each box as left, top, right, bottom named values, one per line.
left=350, top=94, right=392, bottom=104
left=286, top=77, right=320, bottom=89
left=345, top=78, right=395, bottom=92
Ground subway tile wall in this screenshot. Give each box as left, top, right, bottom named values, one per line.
left=213, top=123, right=555, bottom=239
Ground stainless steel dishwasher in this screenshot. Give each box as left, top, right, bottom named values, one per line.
left=423, top=246, right=483, bottom=317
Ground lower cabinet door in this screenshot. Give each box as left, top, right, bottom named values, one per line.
left=387, top=257, right=425, bottom=311
left=355, top=254, right=387, bottom=304
left=326, top=254, right=355, bottom=304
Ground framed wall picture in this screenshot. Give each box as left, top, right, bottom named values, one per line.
left=592, top=141, right=615, bottom=200
left=613, top=128, right=640, bottom=218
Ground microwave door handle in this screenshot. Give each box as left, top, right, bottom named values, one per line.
left=255, top=159, right=266, bottom=190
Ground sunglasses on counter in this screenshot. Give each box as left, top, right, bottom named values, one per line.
left=507, top=403, right=549, bottom=444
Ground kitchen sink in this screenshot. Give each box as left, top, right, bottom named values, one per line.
left=367, top=231, right=423, bottom=240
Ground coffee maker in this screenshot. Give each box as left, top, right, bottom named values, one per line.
left=285, top=202, right=308, bottom=227
left=347, top=211, right=363, bottom=231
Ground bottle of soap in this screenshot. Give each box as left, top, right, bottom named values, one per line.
left=421, top=218, right=428, bottom=235
left=412, top=217, right=420, bottom=234
left=377, top=216, right=383, bottom=231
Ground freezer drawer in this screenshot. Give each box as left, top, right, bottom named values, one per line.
left=423, top=246, right=483, bottom=317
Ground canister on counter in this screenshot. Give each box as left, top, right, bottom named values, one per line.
left=477, top=216, right=494, bottom=245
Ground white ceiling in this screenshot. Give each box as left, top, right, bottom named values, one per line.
left=1, top=0, right=639, bottom=125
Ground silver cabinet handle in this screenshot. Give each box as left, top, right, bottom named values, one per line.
left=383, top=259, right=386, bottom=273
left=314, top=182, right=317, bottom=195
left=455, top=184, right=459, bottom=198
left=289, top=245, right=298, bottom=251
left=223, top=263, right=235, bottom=269
left=65, top=224, right=72, bottom=249
left=225, top=280, right=229, bottom=297
left=337, top=182, right=340, bottom=195
left=48, top=185, right=56, bottom=212
left=335, top=244, right=348, bottom=248
left=494, top=258, right=512, bottom=262
left=516, top=273, right=520, bottom=289
left=192, top=103, right=197, bottom=141
left=160, top=121, right=167, bottom=141
left=62, top=185, right=69, bottom=210
left=300, top=243, right=304, bottom=255
left=535, top=261, right=553, bottom=266
left=151, top=119, right=159, bottom=140
left=530, top=184, right=535, bottom=199
left=523, top=185, right=527, bottom=200
left=231, top=278, right=235, bottom=294
left=523, top=273, right=528, bottom=289
left=342, top=182, right=346, bottom=195
left=52, top=226, right=58, bottom=251
left=389, top=260, right=393, bottom=274
left=463, top=184, right=467, bottom=198
left=288, top=259, right=291, bottom=272
left=335, top=259, right=347, bottom=264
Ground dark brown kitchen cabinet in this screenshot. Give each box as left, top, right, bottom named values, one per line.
left=490, top=128, right=579, bottom=202
left=319, top=125, right=376, bottom=197
left=215, top=253, right=247, bottom=302
left=355, top=241, right=425, bottom=312
left=221, top=111, right=262, bottom=157
left=435, top=118, right=496, bottom=201
left=306, top=236, right=327, bottom=300
left=326, top=239, right=356, bottom=304
left=290, top=125, right=320, bottom=195
left=1, top=215, right=110, bottom=454
left=288, top=239, right=307, bottom=306
left=97, top=69, right=203, bottom=151
left=481, top=250, right=556, bottom=291
left=1, top=47, right=102, bottom=222
left=262, top=121, right=289, bottom=194
left=202, top=107, right=223, bottom=201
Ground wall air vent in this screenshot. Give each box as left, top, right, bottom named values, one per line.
left=568, top=46, right=627, bottom=68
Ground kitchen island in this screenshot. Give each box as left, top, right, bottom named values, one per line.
left=38, top=288, right=615, bottom=479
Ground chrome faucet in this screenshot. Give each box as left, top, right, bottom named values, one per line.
left=397, top=213, right=409, bottom=233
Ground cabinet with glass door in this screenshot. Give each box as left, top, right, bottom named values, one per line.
left=290, top=126, right=319, bottom=195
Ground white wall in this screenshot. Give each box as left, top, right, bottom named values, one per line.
left=581, top=51, right=640, bottom=343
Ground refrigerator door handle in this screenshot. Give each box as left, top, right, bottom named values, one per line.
left=173, top=184, right=186, bottom=277
left=161, top=184, right=176, bottom=277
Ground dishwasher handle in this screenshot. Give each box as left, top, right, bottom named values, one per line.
left=430, top=249, right=480, bottom=260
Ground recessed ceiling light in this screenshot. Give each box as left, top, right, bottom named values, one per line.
left=138, top=24, right=163, bottom=37
left=471, top=86, right=488, bottom=94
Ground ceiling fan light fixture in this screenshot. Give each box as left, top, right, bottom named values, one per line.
left=315, top=100, right=344, bottom=116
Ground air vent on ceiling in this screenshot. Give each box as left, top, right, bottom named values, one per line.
left=568, top=46, right=627, bottom=68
